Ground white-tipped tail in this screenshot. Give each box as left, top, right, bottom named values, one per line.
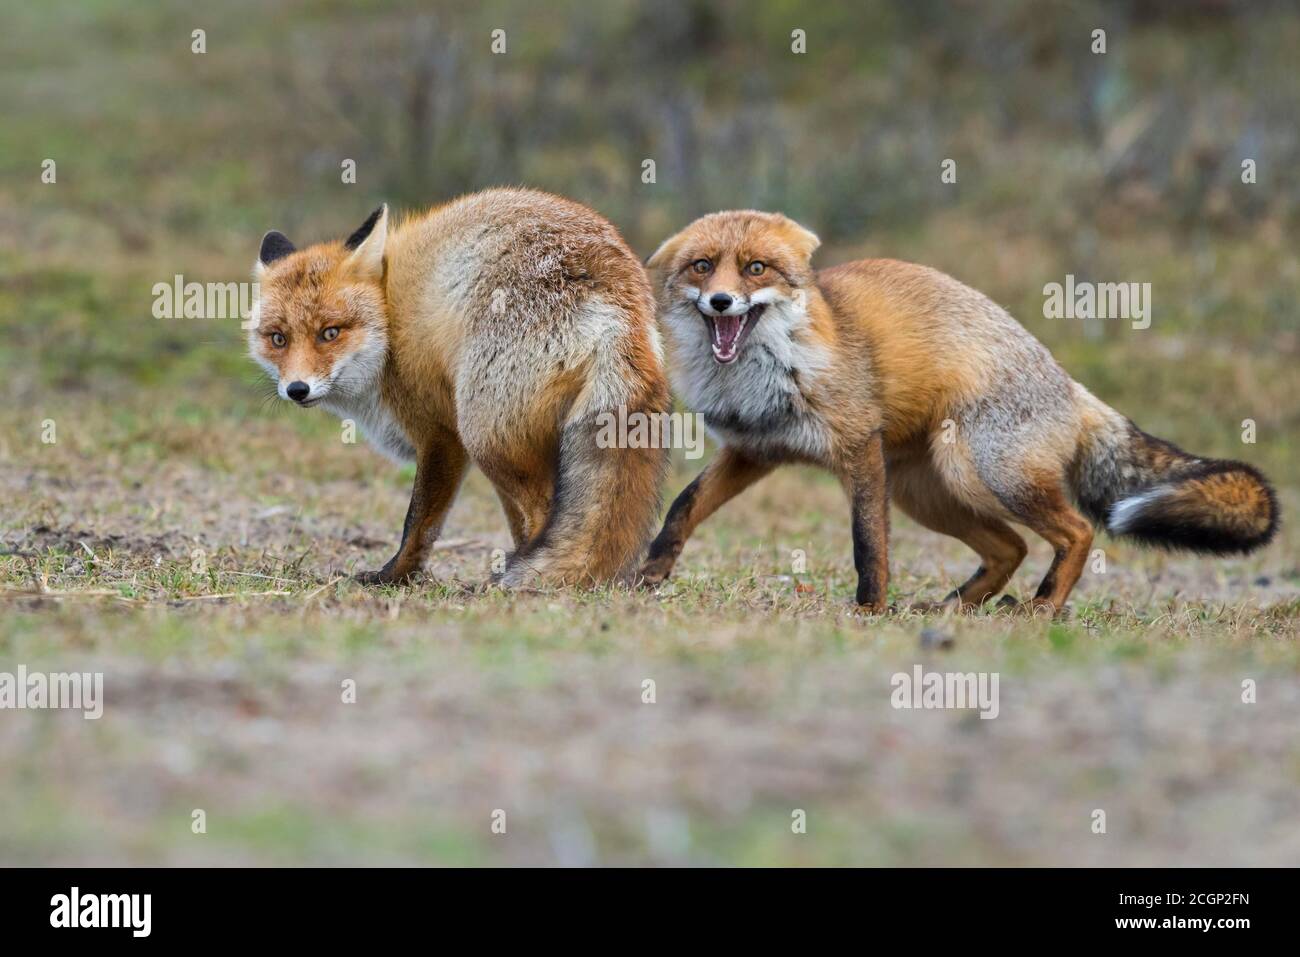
left=1106, top=486, right=1173, bottom=535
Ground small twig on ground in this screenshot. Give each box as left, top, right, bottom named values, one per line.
left=225, top=570, right=297, bottom=585
left=431, top=538, right=483, bottom=551
left=176, top=590, right=292, bottom=602
left=0, top=588, right=123, bottom=600
left=302, top=576, right=343, bottom=603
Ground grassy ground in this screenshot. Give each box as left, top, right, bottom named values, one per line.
left=1, top=0, right=1297, bottom=866
left=2, top=403, right=1297, bottom=865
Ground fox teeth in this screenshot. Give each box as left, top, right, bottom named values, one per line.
left=712, top=314, right=746, bottom=340
left=712, top=315, right=747, bottom=361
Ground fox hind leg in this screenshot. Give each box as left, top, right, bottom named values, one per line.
left=497, top=492, right=527, bottom=549
left=500, top=417, right=667, bottom=588
left=1006, top=485, right=1094, bottom=615
left=940, top=519, right=1029, bottom=609
left=965, top=459, right=1093, bottom=615
left=891, top=459, right=1027, bottom=611
left=486, top=476, right=548, bottom=550
left=479, top=464, right=554, bottom=582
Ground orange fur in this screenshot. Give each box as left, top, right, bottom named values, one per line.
left=644, top=210, right=1275, bottom=614
left=250, top=189, right=670, bottom=587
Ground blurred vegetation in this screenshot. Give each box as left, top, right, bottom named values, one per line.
left=0, top=0, right=1295, bottom=478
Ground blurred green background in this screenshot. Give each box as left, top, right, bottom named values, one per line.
left=0, top=0, right=1296, bottom=482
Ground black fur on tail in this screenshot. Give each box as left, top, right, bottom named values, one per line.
left=1074, top=422, right=1279, bottom=555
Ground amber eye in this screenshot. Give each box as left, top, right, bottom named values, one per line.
left=746, top=261, right=766, bottom=276
left=321, top=327, right=340, bottom=342
left=691, top=259, right=713, bottom=275
left=270, top=332, right=286, bottom=348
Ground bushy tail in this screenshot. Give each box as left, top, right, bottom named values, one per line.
left=500, top=297, right=671, bottom=588
left=1072, top=409, right=1278, bottom=555
left=506, top=412, right=668, bottom=585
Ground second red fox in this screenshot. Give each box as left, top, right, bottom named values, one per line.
left=639, top=210, right=1278, bottom=614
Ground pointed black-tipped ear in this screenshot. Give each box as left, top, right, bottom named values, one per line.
left=345, top=206, right=386, bottom=251
left=259, top=230, right=296, bottom=266
left=343, top=204, right=388, bottom=281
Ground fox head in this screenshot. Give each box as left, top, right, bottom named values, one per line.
left=647, top=210, right=820, bottom=365
left=248, top=205, right=390, bottom=408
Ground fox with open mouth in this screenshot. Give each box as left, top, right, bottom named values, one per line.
left=640, top=209, right=1277, bottom=615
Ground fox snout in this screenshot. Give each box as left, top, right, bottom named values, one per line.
left=278, top=376, right=326, bottom=406
left=694, top=289, right=750, bottom=317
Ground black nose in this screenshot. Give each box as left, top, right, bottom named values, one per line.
left=709, top=293, right=733, bottom=312
left=286, top=381, right=310, bottom=402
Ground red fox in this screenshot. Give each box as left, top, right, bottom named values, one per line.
left=639, top=210, right=1278, bottom=614
left=248, top=189, right=669, bottom=587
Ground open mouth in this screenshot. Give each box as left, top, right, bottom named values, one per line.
left=703, top=304, right=766, bottom=364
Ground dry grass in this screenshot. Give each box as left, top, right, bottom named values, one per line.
left=2, top=406, right=1296, bottom=866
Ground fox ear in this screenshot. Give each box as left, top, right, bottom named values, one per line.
left=256, top=230, right=296, bottom=274
left=645, top=232, right=683, bottom=273
left=779, top=216, right=821, bottom=262
left=344, top=204, right=388, bottom=280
